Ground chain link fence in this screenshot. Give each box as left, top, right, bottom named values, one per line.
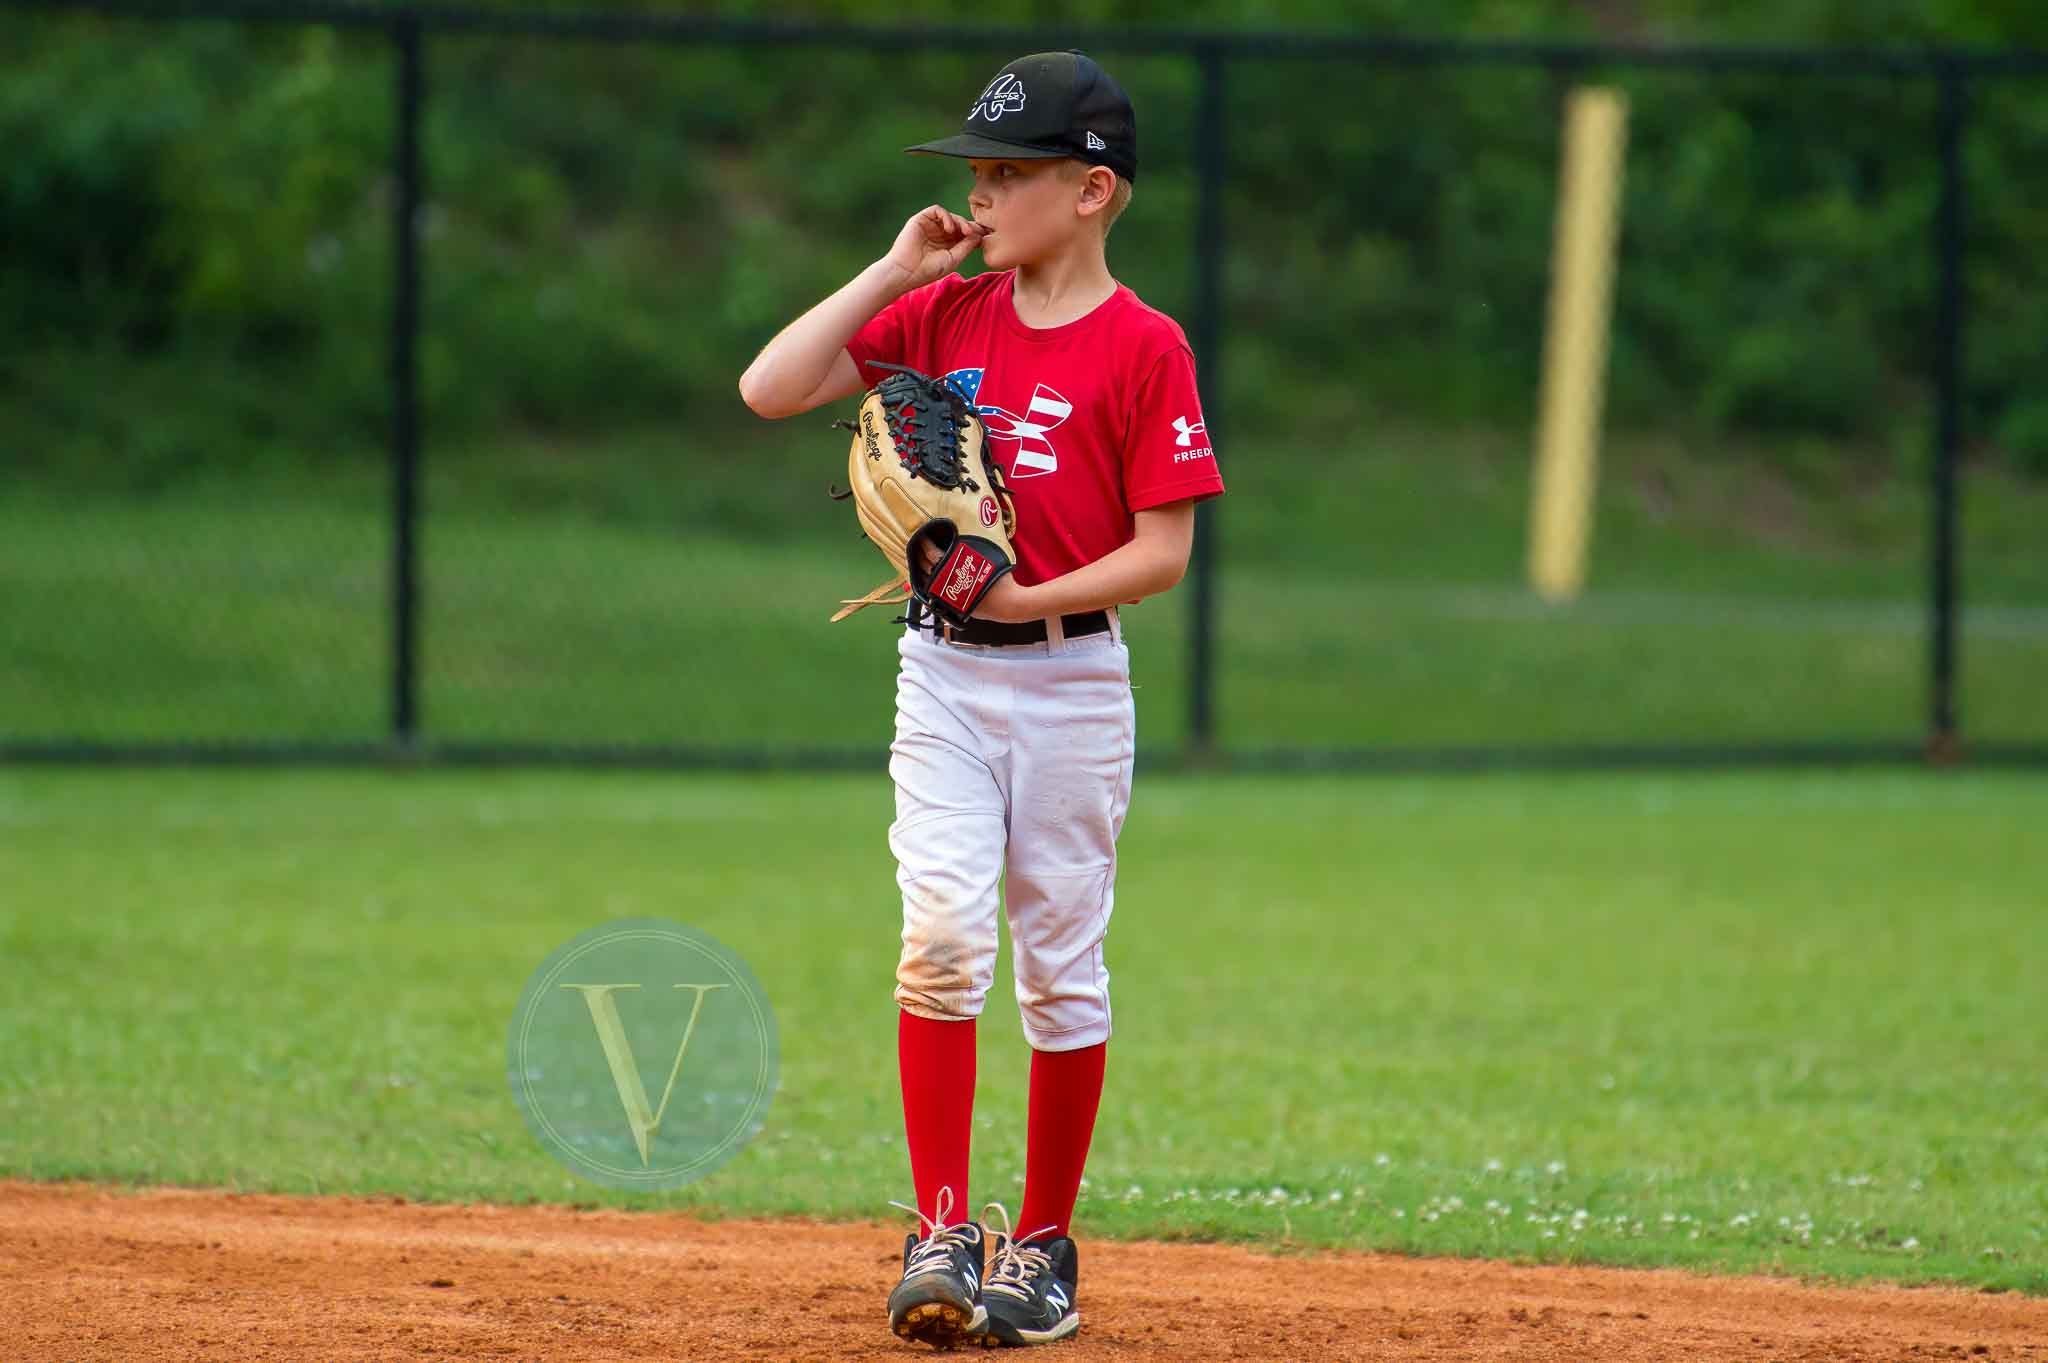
left=5, top=6, right=2044, bottom=767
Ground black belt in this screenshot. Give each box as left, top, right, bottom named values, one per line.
left=939, top=610, right=1111, bottom=647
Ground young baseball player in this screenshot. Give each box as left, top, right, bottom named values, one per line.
left=738, top=50, right=1224, bottom=1349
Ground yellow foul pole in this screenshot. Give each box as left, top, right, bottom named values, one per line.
left=1529, top=88, right=1629, bottom=603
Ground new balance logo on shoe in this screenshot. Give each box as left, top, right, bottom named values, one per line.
left=976, top=1202, right=1081, bottom=1346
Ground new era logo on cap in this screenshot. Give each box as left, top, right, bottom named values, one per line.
left=1085, top=130, right=1106, bottom=150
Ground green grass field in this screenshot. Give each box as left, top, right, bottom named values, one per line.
left=2, top=767, right=2043, bottom=1294
left=5, top=429, right=2047, bottom=751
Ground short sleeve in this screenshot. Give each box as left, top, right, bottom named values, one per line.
left=1123, top=345, right=1225, bottom=512
left=846, top=278, right=944, bottom=383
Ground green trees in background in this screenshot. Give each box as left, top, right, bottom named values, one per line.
left=4, top=1, right=2044, bottom=485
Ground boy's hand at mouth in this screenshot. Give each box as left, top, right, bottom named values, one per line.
left=885, top=206, right=994, bottom=292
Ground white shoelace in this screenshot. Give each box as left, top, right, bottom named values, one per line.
left=979, top=1200, right=1059, bottom=1301
left=888, top=1185, right=980, bottom=1279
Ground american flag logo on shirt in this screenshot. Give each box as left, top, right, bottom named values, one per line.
left=944, top=369, right=1071, bottom=479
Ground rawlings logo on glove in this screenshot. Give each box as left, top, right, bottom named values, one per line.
left=828, top=363, right=1018, bottom=631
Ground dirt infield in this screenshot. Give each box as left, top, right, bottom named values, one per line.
left=5, top=1181, right=2043, bottom=1361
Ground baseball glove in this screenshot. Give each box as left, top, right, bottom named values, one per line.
left=828, top=363, right=1018, bottom=630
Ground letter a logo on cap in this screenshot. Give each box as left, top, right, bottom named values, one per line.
left=971, top=73, right=1027, bottom=123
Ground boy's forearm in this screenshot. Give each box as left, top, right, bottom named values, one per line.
left=738, top=258, right=910, bottom=416
left=988, top=535, right=1188, bottom=621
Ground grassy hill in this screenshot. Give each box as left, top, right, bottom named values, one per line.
left=7, top=427, right=2044, bottom=752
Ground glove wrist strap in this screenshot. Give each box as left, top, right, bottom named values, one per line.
left=917, top=537, right=1012, bottom=629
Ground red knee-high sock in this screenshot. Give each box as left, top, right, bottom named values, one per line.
left=898, top=1008, right=976, bottom=1235
left=1016, top=1041, right=1107, bottom=1241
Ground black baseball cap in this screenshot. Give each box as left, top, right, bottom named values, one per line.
left=905, top=50, right=1138, bottom=184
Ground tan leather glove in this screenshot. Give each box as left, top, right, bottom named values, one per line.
left=830, top=364, right=1018, bottom=630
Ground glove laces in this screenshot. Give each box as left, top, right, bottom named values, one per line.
left=868, top=363, right=980, bottom=491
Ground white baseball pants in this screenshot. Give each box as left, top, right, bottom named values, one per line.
left=888, top=612, right=1135, bottom=1051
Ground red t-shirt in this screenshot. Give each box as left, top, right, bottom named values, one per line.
left=846, top=270, right=1225, bottom=587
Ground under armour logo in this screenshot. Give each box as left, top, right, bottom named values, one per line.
left=1172, top=415, right=1207, bottom=448
left=1085, top=130, right=1106, bottom=151
left=981, top=383, right=1072, bottom=478
left=970, top=74, right=1027, bottom=123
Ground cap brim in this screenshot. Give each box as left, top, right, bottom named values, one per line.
left=903, top=132, right=1072, bottom=162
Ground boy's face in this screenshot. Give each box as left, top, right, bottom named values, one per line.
left=965, top=158, right=1097, bottom=269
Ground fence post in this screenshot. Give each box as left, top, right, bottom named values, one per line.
left=1926, top=64, right=1966, bottom=764
left=1187, top=44, right=1227, bottom=759
left=390, top=14, right=425, bottom=749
